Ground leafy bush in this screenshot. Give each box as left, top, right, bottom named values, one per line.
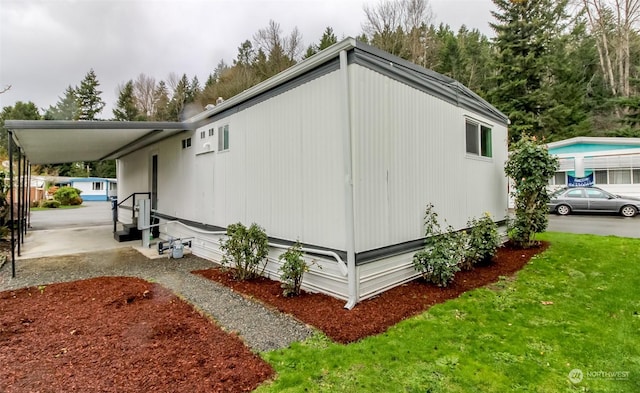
left=504, top=135, right=558, bottom=248
left=461, top=213, right=500, bottom=270
left=278, top=242, right=309, bottom=297
left=40, top=200, right=61, bottom=209
left=220, top=222, right=269, bottom=280
left=413, top=204, right=464, bottom=287
left=54, top=186, right=83, bottom=206
left=69, top=195, right=83, bottom=205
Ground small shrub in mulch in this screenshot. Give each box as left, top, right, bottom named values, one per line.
left=194, top=242, right=548, bottom=344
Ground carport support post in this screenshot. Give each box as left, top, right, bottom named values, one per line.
left=16, top=147, right=21, bottom=256
left=8, top=131, right=15, bottom=278
left=26, top=161, right=31, bottom=230
left=21, top=155, right=27, bottom=240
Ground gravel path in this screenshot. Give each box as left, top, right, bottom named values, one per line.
left=0, top=248, right=315, bottom=352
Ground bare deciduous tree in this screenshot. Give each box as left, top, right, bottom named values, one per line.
left=362, top=0, right=433, bottom=62
left=133, top=73, right=156, bottom=118
left=580, top=0, right=640, bottom=97
left=0, top=85, right=11, bottom=94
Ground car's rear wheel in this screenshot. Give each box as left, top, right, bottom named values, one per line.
left=620, top=205, right=637, bottom=217
left=556, top=204, right=571, bottom=216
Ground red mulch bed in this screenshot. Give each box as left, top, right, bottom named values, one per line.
left=194, top=242, right=549, bottom=344
left=0, top=277, right=273, bottom=393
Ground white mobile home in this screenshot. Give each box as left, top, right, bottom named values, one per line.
left=7, top=38, right=509, bottom=307
left=547, top=137, right=640, bottom=197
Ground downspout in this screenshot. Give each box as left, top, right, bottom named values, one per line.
left=340, top=49, right=358, bottom=310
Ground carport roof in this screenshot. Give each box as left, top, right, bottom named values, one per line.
left=4, top=120, right=192, bottom=164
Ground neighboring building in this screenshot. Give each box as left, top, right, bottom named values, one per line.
left=6, top=38, right=509, bottom=308
left=70, top=177, right=117, bottom=201
left=547, top=137, right=640, bottom=197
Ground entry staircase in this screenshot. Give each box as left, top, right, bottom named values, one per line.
left=112, top=192, right=154, bottom=242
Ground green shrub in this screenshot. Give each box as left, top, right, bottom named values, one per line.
left=69, top=195, right=83, bottom=205
left=504, top=135, right=558, bottom=248
left=54, top=186, right=83, bottom=206
left=220, top=222, right=269, bottom=280
left=279, top=242, right=309, bottom=297
left=413, top=204, right=464, bottom=287
left=40, top=200, right=61, bottom=209
left=461, top=213, right=500, bottom=270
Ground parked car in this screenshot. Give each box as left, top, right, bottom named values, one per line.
left=548, top=186, right=640, bottom=217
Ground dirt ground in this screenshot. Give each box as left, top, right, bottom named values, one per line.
left=0, top=242, right=546, bottom=392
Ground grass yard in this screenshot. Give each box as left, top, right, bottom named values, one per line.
left=258, top=232, right=640, bottom=392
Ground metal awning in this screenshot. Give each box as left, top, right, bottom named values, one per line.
left=4, top=120, right=192, bottom=164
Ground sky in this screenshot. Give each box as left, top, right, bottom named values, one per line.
left=0, top=0, right=496, bottom=119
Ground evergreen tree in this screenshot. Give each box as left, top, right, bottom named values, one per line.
left=318, top=27, right=338, bottom=50
left=489, top=0, right=570, bottom=143
left=0, top=101, right=41, bottom=155
left=44, top=86, right=78, bottom=120
left=75, top=68, right=105, bottom=120
left=113, top=80, right=140, bottom=121
left=153, top=80, right=171, bottom=121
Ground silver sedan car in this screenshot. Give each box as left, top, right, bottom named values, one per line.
left=548, top=187, right=640, bottom=217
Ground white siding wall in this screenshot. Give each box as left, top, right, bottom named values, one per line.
left=349, top=65, right=508, bottom=253
left=119, top=71, right=347, bottom=251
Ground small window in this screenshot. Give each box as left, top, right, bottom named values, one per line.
left=610, top=169, right=631, bottom=184
left=595, top=170, right=608, bottom=184
left=209, top=128, right=214, bottom=137
left=218, top=124, right=229, bottom=151
left=92, top=182, right=104, bottom=191
left=109, top=182, right=117, bottom=191
left=553, top=172, right=566, bottom=185
left=181, top=137, right=192, bottom=149
left=633, top=169, right=640, bottom=184
left=465, top=120, right=492, bottom=158
left=200, top=131, right=205, bottom=139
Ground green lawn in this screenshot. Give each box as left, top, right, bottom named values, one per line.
left=258, top=232, right=640, bottom=392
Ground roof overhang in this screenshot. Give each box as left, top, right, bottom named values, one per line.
left=4, top=120, right=191, bottom=164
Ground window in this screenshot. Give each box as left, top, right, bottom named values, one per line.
left=465, top=120, right=492, bottom=158
left=218, top=124, right=229, bottom=151
left=109, top=182, right=117, bottom=191
left=595, top=170, right=608, bottom=184
left=92, top=182, right=104, bottom=191
left=551, top=172, right=566, bottom=185
left=566, top=189, right=585, bottom=198
left=181, top=137, right=192, bottom=149
left=634, top=169, right=640, bottom=184
left=586, top=189, right=607, bottom=199
left=610, top=169, right=631, bottom=184
left=200, top=131, right=205, bottom=139
left=209, top=128, right=214, bottom=137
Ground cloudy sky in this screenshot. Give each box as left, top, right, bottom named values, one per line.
left=0, top=0, right=496, bottom=118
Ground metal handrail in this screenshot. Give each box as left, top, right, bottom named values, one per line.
left=112, top=192, right=151, bottom=232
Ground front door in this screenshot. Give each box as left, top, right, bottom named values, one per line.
left=151, top=154, right=158, bottom=210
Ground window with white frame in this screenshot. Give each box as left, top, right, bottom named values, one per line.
left=92, top=181, right=104, bottom=191
left=465, top=120, right=492, bottom=158
left=594, top=168, right=640, bottom=185
left=549, top=171, right=566, bottom=185
left=209, top=128, right=214, bottom=137
left=200, top=131, right=205, bottom=139
left=218, top=124, right=229, bottom=151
